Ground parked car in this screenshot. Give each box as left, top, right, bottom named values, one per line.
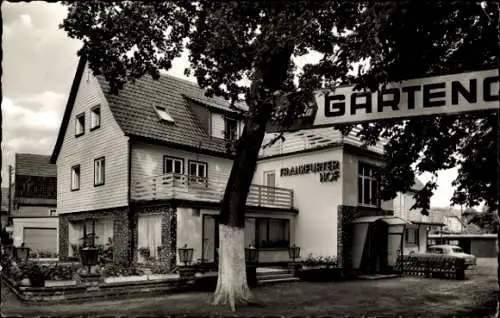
left=425, top=245, right=477, bottom=268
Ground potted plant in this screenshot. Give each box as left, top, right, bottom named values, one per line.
left=138, top=247, right=151, bottom=262
left=78, top=233, right=100, bottom=282
left=26, top=264, right=45, bottom=287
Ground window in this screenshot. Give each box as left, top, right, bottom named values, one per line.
left=90, top=106, right=101, bottom=130
left=405, top=228, right=418, bottom=245
left=263, top=171, right=276, bottom=203
left=188, top=160, right=208, bottom=185
left=358, top=162, right=380, bottom=207
left=71, top=165, right=80, bottom=191
left=75, top=113, right=85, bottom=137
left=255, top=218, right=290, bottom=248
left=224, top=117, right=238, bottom=141
left=154, top=104, right=175, bottom=123
left=94, top=157, right=105, bottom=186
left=163, top=156, right=184, bottom=182
left=49, top=209, right=57, bottom=216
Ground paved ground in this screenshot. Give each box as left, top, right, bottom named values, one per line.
left=1, top=258, right=497, bottom=317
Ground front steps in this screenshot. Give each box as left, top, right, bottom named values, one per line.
left=256, top=267, right=299, bottom=285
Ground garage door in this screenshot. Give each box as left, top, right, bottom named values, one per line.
left=23, top=228, right=57, bottom=254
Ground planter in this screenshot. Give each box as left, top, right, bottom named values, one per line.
left=297, top=266, right=343, bottom=282
left=148, top=273, right=179, bottom=280
left=178, top=266, right=197, bottom=278
left=27, top=264, right=45, bottom=287
left=104, top=275, right=148, bottom=284
left=288, top=262, right=303, bottom=277
left=80, top=247, right=99, bottom=269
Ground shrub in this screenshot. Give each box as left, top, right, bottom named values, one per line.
left=301, top=254, right=338, bottom=268
left=101, top=263, right=144, bottom=277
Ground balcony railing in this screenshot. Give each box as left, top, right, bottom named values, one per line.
left=132, top=173, right=294, bottom=210
left=259, top=128, right=386, bottom=158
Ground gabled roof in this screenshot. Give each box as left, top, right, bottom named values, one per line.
left=412, top=178, right=425, bottom=191
left=15, top=153, right=56, bottom=178
left=51, top=55, right=247, bottom=163
left=97, top=73, right=244, bottom=155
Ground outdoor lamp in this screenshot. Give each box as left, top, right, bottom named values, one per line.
left=288, top=244, right=300, bottom=262
left=245, top=245, right=258, bottom=264
left=178, top=244, right=194, bottom=266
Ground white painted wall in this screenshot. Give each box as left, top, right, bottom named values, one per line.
left=12, top=217, right=59, bottom=252
left=57, top=64, right=129, bottom=214
left=131, top=142, right=234, bottom=186
left=342, top=152, right=393, bottom=211
left=16, top=205, right=56, bottom=217
left=254, top=148, right=344, bottom=259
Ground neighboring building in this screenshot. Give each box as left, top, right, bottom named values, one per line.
left=11, top=153, right=58, bottom=254
left=393, top=180, right=445, bottom=255
left=1, top=187, right=9, bottom=228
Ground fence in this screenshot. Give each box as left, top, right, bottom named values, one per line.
left=395, top=254, right=466, bottom=280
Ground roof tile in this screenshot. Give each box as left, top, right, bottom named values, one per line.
left=97, top=73, right=246, bottom=155
left=15, top=153, right=56, bottom=177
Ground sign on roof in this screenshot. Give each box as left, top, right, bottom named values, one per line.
left=272, top=69, right=499, bottom=131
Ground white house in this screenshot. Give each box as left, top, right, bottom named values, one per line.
left=51, top=55, right=431, bottom=274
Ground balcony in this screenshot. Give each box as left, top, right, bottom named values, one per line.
left=132, top=173, right=295, bottom=210
left=259, top=127, right=386, bottom=158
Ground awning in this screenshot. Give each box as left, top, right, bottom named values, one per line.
left=351, top=215, right=411, bottom=226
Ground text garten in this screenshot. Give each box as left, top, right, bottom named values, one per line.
left=280, top=160, right=340, bottom=183
left=324, top=75, right=499, bottom=117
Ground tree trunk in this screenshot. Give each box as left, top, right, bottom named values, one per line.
left=212, top=39, right=295, bottom=311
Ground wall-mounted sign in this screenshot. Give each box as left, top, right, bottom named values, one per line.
left=267, top=69, right=499, bottom=132
left=280, top=160, right=340, bottom=183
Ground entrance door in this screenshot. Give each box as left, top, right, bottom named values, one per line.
left=202, top=215, right=219, bottom=263
left=360, top=220, right=389, bottom=274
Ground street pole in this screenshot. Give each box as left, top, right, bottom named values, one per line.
left=8, top=165, right=12, bottom=226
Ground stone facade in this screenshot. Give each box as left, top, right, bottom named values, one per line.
left=337, top=205, right=393, bottom=271
left=58, top=207, right=130, bottom=264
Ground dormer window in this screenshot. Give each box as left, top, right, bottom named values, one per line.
left=90, top=105, right=101, bottom=130
left=154, top=104, right=174, bottom=123
left=224, top=117, right=238, bottom=141
left=75, top=113, right=85, bottom=137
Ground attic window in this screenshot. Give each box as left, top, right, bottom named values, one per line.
left=154, top=105, right=174, bottom=123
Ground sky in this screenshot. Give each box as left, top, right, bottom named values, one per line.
left=1, top=2, right=461, bottom=208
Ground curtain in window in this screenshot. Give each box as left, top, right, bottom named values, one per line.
left=137, top=215, right=162, bottom=262
left=68, top=222, right=83, bottom=256
left=257, top=219, right=268, bottom=248
left=269, top=219, right=289, bottom=247
left=244, top=218, right=256, bottom=247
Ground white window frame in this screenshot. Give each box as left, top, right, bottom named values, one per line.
left=94, top=157, right=105, bottom=186
left=263, top=170, right=276, bottom=203
left=154, top=105, right=175, bottom=123
left=358, top=162, right=380, bottom=207
left=75, top=113, right=85, bottom=136
left=90, top=105, right=101, bottom=130
left=163, top=156, right=184, bottom=183
left=188, top=160, right=208, bottom=187
left=224, top=117, right=238, bottom=141
left=71, top=165, right=81, bottom=191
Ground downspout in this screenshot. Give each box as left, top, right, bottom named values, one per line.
left=127, top=138, right=134, bottom=265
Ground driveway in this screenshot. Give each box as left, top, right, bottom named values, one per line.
left=1, top=258, right=497, bottom=317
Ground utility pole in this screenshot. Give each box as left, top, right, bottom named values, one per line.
left=8, top=165, right=12, bottom=226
